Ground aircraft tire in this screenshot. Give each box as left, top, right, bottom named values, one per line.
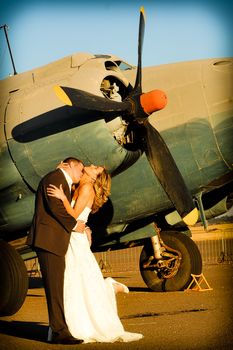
left=0, top=240, right=28, bottom=316
left=139, top=231, right=202, bottom=292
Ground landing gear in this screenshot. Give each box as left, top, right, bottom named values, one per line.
left=0, top=240, right=28, bottom=316
left=140, top=230, right=202, bottom=291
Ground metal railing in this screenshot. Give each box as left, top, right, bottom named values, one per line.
left=25, top=225, right=233, bottom=275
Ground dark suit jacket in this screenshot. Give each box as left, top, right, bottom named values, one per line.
left=27, top=169, right=77, bottom=256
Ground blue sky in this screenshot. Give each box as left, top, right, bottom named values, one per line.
left=0, top=0, right=232, bottom=80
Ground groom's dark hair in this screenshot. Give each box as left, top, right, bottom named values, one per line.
left=63, top=157, right=83, bottom=165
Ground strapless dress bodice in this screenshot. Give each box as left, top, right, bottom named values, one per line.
left=70, top=201, right=91, bottom=224
left=76, top=207, right=91, bottom=223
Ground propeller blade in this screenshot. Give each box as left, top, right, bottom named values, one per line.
left=53, top=9, right=166, bottom=121
left=54, top=86, right=131, bottom=114
left=143, top=121, right=198, bottom=225
left=54, top=85, right=167, bottom=123
left=133, top=6, right=145, bottom=94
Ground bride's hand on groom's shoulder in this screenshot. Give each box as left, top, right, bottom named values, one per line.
left=47, top=184, right=66, bottom=201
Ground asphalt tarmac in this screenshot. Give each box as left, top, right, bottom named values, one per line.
left=0, top=263, right=232, bottom=350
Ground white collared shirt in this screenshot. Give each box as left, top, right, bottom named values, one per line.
left=59, top=168, right=73, bottom=192
left=59, top=168, right=80, bottom=230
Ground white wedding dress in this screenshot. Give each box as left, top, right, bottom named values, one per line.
left=63, top=206, right=143, bottom=343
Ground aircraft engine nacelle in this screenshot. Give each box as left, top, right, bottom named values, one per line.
left=0, top=53, right=139, bottom=238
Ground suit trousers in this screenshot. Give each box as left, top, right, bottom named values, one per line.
left=36, top=249, right=72, bottom=339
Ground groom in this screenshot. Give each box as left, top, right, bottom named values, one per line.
left=27, top=157, right=85, bottom=344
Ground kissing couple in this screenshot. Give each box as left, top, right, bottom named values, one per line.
left=27, top=157, right=143, bottom=344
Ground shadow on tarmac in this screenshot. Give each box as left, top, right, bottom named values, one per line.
left=128, top=287, right=151, bottom=292
left=28, top=277, right=43, bottom=289
left=0, top=320, right=48, bottom=342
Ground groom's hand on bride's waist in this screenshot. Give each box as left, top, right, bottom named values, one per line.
left=73, top=220, right=86, bottom=233
left=85, top=226, right=92, bottom=246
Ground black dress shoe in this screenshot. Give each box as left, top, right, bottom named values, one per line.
left=51, top=335, right=83, bottom=344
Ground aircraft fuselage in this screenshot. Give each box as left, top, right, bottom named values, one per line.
left=0, top=54, right=232, bottom=242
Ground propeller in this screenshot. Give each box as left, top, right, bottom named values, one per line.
left=54, top=7, right=198, bottom=226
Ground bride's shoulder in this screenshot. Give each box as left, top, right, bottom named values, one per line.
left=78, top=183, right=94, bottom=197
left=80, top=182, right=93, bottom=190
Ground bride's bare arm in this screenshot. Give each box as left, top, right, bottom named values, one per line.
left=47, top=184, right=76, bottom=218
left=72, top=184, right=94, bottom=218
left=47, top=183, right=93, bottom=219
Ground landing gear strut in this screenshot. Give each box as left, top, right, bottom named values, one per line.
left=140, top=226, right=202, bottom=291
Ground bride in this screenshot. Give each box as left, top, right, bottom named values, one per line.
left=47, top=164, right=143, bottom=343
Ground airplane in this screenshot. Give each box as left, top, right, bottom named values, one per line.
left=0, top=7, right=232, bottom=317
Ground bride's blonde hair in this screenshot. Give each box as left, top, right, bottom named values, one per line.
left=92, top=168, right=111, bottom=213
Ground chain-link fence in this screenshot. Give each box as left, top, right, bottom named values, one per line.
left=25, top=224, right=233, bottom=276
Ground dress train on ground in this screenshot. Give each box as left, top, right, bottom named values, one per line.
left=63, top=207, right=143, bottom=343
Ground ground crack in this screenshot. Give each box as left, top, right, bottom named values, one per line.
left=122, top=308, right=209, bottom=319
